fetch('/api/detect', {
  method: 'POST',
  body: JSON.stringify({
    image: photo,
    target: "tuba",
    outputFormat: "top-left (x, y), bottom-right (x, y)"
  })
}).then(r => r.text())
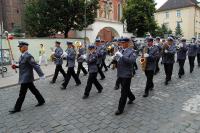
top-left (140, 46), bottom-right (148, 71)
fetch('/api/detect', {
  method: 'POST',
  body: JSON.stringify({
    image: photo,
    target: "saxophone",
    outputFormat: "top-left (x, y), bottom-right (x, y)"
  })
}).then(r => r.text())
top-left (140, 46), bottom-right (148, 71)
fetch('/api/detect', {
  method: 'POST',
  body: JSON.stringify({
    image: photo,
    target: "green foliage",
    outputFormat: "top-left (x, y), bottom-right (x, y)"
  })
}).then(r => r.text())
top-left (12, 26), bottom-right (24, 37)
top-left (122, 0), bottom-right (157, 37)
top-left (24, 0), bottom-right (99, 37)
top-left (154, 24), bottom-right (173, 38)
top-left (175, 23), bottom-right (183, 37)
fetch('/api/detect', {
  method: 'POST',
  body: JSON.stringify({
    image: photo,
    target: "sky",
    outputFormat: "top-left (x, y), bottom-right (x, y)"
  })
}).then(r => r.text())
top-left (155, 0), bottom-right (167, 9)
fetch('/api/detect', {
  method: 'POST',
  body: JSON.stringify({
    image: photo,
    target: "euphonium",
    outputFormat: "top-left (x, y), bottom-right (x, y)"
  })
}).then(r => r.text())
top-left (140, 47), bottom-right (148, 71)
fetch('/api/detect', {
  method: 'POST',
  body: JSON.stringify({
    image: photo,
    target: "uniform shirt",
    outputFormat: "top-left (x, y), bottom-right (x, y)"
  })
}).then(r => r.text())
top-left (146, 46), bottom-right (159, 71)
top-left (197, 44), bottom-right (200, 54)
top-left (154, 43), bottom-right (162, 58)
top-left (187, 43), bottom-right (197, 57)
top-left (18, 52), bottom-right (44, 84)
top-left (66, 48), bottom-right (76, 68)
top-left (87, 52), bottom-right (98, 73)
top-left (96, 45), bottom-right (104, 65)
top-left (177, 43), bottom-right (188, 60)
top-left (162, 44), bottom-right (176, 64)
top-left (54, 47), bottom-right (63, 65)
top-left (117, 48), bottom-right (136, 78)
top-left (77, 48), bottom-right (86, 63)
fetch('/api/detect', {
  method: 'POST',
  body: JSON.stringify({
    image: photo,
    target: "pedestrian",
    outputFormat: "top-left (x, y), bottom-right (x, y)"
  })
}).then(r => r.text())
top-left (50, 41), bottom-right (66, 84)
top-left (154, 37), bottom-right (162, 75)
top-left (177, 38), bottom-right (188, 78)
top-left (162, 37), bottom-right (176, 85)
top-left (142, 37), bottom-right (159, 97)
top-left (76, 43), bottom-right (88, 77)
top-left (95, 39), bottom-right (105, 80)
top-left (114, 38), bottom-right (136, 115)
top-left (39, 44), bottom-right (48, 66)
top-left (187, 37), bottom-right (197, 73)
top-left (82, 45), bottom-right (103, 99)
top-left (61, 41), bottom-right (81, 89)
top-left (9, 41), bottom-right (45, 114)
top-left (197, 39), bottom-right (200, 67)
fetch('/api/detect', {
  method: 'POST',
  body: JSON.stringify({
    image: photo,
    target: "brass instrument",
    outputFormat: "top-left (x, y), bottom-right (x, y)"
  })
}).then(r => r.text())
top-left (162, 43), bottom-right (169, 53)
top-left (75, 41), bottom-right (82, 48)
top-left (50, 47), bottom-right (56, 62)
top-left (140, 46), bottom-right (148, 71)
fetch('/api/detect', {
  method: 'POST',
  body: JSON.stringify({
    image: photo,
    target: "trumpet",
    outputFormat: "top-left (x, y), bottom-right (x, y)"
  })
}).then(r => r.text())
top-left (140, 46), bottom-right (148, 71)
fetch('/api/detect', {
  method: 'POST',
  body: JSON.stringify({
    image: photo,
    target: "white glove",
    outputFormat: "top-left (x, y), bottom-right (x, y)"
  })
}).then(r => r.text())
top-left (164, 50), bottom-right (168, 53)
top-left (179, 43), bottom-right (183, 47)
top-left (61, 52), bottom-right (68, 58)
top-left (82, 54), bottom-right (87, 60)
top-left (51, 52), bottom-right (55, 54)
top-left (40, 75), bottom-right (46, 80)
top-left (154, 43), bottom-right (158, 46)
top-left (115, 51), bottom-right (123, 57)
top-left (144, 53), bottom-right (149, 58)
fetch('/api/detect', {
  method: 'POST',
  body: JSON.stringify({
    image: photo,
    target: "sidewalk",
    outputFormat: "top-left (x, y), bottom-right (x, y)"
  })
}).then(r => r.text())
top-left (0, 63), bottom-right (60, 89)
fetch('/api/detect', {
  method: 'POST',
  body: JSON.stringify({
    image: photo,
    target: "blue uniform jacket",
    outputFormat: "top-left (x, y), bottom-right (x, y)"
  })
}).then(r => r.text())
top-left (162, 44), bottom-right (176, 64)
top-left (117, 48), bottom-right (136, 78)
top-left (18, 52), bottom-right (44, 84)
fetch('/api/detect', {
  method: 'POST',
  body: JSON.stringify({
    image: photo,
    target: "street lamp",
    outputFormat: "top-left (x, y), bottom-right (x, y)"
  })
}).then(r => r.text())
top-left (84, 0), bottom-right (87, 47)
top-left (0, 0), bottom-right (4, 77)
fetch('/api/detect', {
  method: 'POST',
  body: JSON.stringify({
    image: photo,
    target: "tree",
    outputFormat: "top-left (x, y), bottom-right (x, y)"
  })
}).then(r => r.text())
top-left (122, 0), bottom-right (157, 37)
top-left (154, 24), bottom-right (172, 38)
top-left (175, 23), bottom-right (183, 37)
top-left (25, 0), bottom-right (99, 38)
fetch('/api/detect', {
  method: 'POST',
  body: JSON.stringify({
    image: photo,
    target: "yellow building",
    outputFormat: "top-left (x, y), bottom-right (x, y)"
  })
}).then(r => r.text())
top-left (155, 0), bottom-right (200, 39)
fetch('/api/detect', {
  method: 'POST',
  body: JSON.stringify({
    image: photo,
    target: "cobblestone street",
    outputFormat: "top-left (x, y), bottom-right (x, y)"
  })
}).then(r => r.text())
top-left (0, 60), bottom-right (200, 133)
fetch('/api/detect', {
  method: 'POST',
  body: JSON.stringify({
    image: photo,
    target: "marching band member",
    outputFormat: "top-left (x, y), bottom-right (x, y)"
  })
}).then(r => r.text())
top-left (187, 37), bottom-right (197, 73)
top-left (95, 39), bottom-right (106, 80)
top-left (9, 41), bottom-right (45, 114)
top-left (142, 38), bottom-right (159, 97)
top-left (162, 37), bottom-right (176, 85)
top-left (50, 41), bottom-right (66, 84)
top-left (82, 45), bottom-right (103, 99)
top-left (197, 39), bottom-right (200, 67)
top-left (76, 43), bottom-right (88, 77)
top-left (177, 38), bottom-right (188, 78)
top-left (61, 42), bottom-right (81, 90)
top-left (114, 38), bottom-right (136, 115)
top-left (154, 37), bottom-right (162, 75)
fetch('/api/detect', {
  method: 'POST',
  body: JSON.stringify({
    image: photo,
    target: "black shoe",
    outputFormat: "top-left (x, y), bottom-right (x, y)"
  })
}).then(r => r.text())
top-left (50, 81), bottom-right (55, 84)
top-left (98, 88), bottom-right (103, 93)
top-left (115, 110), bottom-right (123, 115)
top-left (60, 85), bottom-right (66, 90)
top-left (178, 75), bottom-right (181, 79)
top-left (114, 86), bottom-right (119, 90)
top-left (82, 95), bottom-right (89, 99)
top-left (127, 100), bottom-right (134, 104)
top-left (75, 83), bottom-right (81, 86)
top-left (9, 109), bottom-right (20, 114)
top-left (105, 69), bottom-right (108, 72)
top-left (100, 77), bottom-right (105, 80)
top-left (35, 102), bottom-right (45, 107)
top-left (143, 93), bottom-right (149, 97)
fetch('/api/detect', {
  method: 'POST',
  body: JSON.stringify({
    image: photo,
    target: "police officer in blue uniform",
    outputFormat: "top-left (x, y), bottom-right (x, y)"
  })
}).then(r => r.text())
top-left (143, 38), bottom-right (159, 97)
top-left (197, 39), bottom-right (200, 67)
top-left (50, 41), bottom-right (66, 84)
top-left (61, 42), bottom-right (81, 89)
top-left (9, 41), bottom-right (45, 114)
top-left (76, 44), bottom-right (88, 77)
top-left (187, 37), bottom-right (198, 73)
top-left (177, 38), bottom-right (188, 78)
top-left (100, 41), bottom-right (108, 72)
top-left (95, 39), bottom-right (106, 80)
top-left (154, 37), bottom-right (162, 75)
top-left (114, 38), bottom-right (136, 115)
top-left (82, 45), bottom-right (103, 99)
top-left (162, 37), bottom-right (176, 85)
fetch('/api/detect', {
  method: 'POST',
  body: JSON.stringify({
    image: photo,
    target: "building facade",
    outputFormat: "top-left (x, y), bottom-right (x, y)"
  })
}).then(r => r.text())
top-left (155, 0), bottom-right (200, 39)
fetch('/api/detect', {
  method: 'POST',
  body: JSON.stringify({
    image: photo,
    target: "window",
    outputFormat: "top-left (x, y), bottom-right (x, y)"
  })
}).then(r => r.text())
top-left (176, 10), bottom-right (181, 17)
top-left (165, 12), bottom-right (169, 18)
